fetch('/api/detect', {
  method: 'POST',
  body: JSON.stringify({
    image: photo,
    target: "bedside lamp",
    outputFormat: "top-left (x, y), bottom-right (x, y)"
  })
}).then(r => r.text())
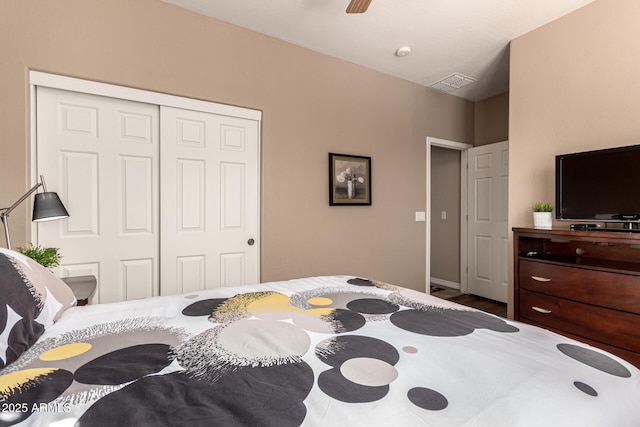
top-left (0, 175), bottom-right (69, 250)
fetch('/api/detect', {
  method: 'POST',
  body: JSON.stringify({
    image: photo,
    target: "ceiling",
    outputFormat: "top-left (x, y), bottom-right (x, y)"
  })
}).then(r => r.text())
top-left (161, 0), bottom-right (596, 102)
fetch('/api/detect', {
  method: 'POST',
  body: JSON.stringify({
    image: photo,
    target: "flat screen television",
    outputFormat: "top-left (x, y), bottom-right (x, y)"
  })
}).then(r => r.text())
top-left (556, 144), bottom-right (640, 228)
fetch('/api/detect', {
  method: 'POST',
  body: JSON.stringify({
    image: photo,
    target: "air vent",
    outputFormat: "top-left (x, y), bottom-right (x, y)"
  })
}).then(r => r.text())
top-left (429, 73), bottom-right (476, 93)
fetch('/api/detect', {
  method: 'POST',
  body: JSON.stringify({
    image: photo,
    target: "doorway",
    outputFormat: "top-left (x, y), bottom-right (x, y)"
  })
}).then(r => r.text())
top-left (426, 137), bottom-right (472, 294)
top-left (426, 137), bottom-right (509, 303)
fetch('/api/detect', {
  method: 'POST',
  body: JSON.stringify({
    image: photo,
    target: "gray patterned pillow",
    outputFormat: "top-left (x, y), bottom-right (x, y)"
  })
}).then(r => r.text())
top-left (0, 248), bottom-right (76, 368)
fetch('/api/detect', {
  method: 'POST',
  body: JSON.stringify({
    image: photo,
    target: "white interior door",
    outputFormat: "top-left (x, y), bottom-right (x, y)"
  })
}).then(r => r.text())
top-left (466, 141), bottom-right (509, 302)
top-left (160, 106), bottom-right (259, 294)
top-left (36, 87), bottom-right (160, 303)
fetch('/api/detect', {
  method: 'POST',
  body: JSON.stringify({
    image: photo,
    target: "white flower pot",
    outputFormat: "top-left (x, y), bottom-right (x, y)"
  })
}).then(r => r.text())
top-left (533, 212), bottom-right (553, 229)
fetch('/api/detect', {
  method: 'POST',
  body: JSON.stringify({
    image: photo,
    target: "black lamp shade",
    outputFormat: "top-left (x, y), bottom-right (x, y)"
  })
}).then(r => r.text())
top-left (32, 192), bottom-right (70, 222)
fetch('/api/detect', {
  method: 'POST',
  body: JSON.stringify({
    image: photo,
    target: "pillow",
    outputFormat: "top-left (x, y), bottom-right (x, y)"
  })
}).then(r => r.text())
top-left (0, 248), bottom-right (76, 368)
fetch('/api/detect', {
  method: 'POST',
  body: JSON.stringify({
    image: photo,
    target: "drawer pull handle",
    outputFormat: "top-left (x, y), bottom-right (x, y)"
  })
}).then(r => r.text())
top-left (531, 276), bottom-right (551, 282)
top-left (532, 306), bottom-right (552, 314)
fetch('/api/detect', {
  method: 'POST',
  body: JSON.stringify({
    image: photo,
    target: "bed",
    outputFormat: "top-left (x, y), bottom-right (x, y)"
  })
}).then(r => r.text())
top-left (1, 248), bottom-right (639, 426)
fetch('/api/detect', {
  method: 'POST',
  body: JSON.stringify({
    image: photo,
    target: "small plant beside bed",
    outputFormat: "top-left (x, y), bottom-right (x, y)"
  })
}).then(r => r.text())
top-left (16, 243), bottom-right (61, 268)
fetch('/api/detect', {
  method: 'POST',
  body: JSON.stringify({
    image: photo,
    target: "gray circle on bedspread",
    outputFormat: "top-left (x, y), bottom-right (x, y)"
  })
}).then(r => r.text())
top-left (557, 343), bottom-right (631, 377)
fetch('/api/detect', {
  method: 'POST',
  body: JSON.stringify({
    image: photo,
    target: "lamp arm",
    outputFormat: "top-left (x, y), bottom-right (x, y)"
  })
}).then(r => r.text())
top-left (1, 214), bottom-right (10, 249)
top-left (1, 182), bottom-right (44, 251)
top-left (1, 182), bottom-right (43, 218)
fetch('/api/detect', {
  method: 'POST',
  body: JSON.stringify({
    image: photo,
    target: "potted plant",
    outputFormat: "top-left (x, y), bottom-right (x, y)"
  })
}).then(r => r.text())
top-left (532, 202), bottom-right (553, 229)
top-left (16, 243), bottom-right (62, 268)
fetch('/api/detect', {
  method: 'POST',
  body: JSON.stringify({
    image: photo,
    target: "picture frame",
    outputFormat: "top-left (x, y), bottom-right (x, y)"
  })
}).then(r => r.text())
top-left (329, 153), bottom-right (371, 206)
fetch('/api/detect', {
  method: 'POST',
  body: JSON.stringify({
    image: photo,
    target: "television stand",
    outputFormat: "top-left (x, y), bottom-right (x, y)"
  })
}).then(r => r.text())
top-left (590, 227), bottom-right (640, 233)
top-left (513, 227), bottom-right (640, 368)
top-left (622, 222), bottom-right (640, 231)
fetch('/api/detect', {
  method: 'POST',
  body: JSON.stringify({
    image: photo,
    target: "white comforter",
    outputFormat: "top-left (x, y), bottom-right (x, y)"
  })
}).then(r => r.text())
top-left (2, 276), bottom-right (639, 426)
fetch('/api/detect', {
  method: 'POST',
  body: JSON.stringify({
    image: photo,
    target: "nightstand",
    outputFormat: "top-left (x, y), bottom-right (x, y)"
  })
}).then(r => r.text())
top-left (62, 275), bottom-right (97, 306)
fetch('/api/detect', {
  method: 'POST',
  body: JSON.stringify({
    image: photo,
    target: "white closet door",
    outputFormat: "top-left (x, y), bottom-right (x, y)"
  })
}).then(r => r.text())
top-left (36, 87), bottom-right (160, 303)
top-left (160, 106), bottom-right (259, 294)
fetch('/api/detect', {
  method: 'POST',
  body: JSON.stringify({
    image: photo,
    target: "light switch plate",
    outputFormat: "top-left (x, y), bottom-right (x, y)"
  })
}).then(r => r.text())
top-left (415, 211), bottom-right (426, 222)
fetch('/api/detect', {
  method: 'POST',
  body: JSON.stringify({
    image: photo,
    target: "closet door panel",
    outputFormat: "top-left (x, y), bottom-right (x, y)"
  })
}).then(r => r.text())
top-left (177, 159), bottom-right (206, 231)
top-left (221, 162), bottom-right (244, 229)
top-left (121, 155), bottom-right (154, 233)
top-left (61, 151), bottom-right (99, 235)
top-left (36, 84), bottom-right (260, 302)
top-left (36, 87), bottom-right (160, 304)
top-left (160, 106), bottom-right (259, 294)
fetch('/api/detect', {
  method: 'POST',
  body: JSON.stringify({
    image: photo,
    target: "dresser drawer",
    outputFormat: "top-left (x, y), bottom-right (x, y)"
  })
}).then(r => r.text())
top-left (519, 259), bottom-right (640, 314)
top-left (519, 289), bottom-right (640, 353)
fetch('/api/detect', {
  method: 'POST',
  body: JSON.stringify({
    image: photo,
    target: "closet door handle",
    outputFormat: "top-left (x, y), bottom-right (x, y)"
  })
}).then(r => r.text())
top-left (247, 238), bottom-right (255, 246)
top-left (531, 276), bottom-right (552, 282)
top-left (532, 306), bottom-right (552, 314)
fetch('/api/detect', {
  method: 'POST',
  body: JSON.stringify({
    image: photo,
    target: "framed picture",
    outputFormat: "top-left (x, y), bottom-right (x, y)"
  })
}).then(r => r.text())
top-left (329, 153), bottom-right (371, 206)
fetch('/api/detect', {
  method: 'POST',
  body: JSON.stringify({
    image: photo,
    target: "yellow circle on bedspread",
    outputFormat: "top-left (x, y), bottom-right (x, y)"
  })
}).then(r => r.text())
top-left (0, 368), bottom-right (58, 397)
top-left (304, 307), bottom-right (336, 317)
top-left (307, 297), bottom-right (333, 306)
top-left (39, 342), bottom-right (92, 361)
top-left (247, 293), bottom-right (302, 316)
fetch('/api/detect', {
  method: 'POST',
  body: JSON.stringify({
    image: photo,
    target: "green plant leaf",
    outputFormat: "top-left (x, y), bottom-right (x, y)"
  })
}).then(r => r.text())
top-left (15, 243), bottom-right (61, 268)
top-left (532, 202), bottom-right (553, 212)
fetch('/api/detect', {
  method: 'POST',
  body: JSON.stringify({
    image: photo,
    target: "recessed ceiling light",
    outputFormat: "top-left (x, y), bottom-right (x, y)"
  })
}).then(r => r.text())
top-left (395, 46), bottom-right (411, 57)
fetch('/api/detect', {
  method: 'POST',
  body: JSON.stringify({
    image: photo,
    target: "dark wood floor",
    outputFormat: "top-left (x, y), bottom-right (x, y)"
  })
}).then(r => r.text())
top-left (431, 286), bottom-right (507, 317)
top-left (446, 294), bottom-right (507, 317)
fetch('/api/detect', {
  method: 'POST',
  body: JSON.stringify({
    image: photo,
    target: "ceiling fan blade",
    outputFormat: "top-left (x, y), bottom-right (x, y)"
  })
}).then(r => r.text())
top-left (346, 0), bottom-right (372, 14)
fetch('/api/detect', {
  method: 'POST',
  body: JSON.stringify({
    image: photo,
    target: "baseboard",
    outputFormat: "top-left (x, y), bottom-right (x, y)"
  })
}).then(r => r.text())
top-left (430, 277), bottom-right (460, 290)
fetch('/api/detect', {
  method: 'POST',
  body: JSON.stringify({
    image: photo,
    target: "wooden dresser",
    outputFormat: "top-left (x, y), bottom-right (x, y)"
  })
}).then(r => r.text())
top-left (513, 227), bottom-right (640, 368)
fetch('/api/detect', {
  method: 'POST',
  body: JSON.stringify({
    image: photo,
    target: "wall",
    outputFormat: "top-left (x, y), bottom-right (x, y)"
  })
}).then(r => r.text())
top-left (0, 0), bottom-right (475, 291)
top-left (509, 0), bottom-right (640, 313)
top-left (475, 92), bottom-right (509, 146)
top-left (430, 147), bottom-right (461, 285)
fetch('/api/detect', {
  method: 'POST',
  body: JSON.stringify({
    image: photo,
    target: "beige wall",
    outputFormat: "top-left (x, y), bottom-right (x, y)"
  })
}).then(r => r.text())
top-left (475, 92), bottom-right (509, 146)
top-left (430, 147), bottom-right (461, 284)
top-left (509, 0), bottom-right (640, 314)
top-left (0, 0), bottom-right (475, 291)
